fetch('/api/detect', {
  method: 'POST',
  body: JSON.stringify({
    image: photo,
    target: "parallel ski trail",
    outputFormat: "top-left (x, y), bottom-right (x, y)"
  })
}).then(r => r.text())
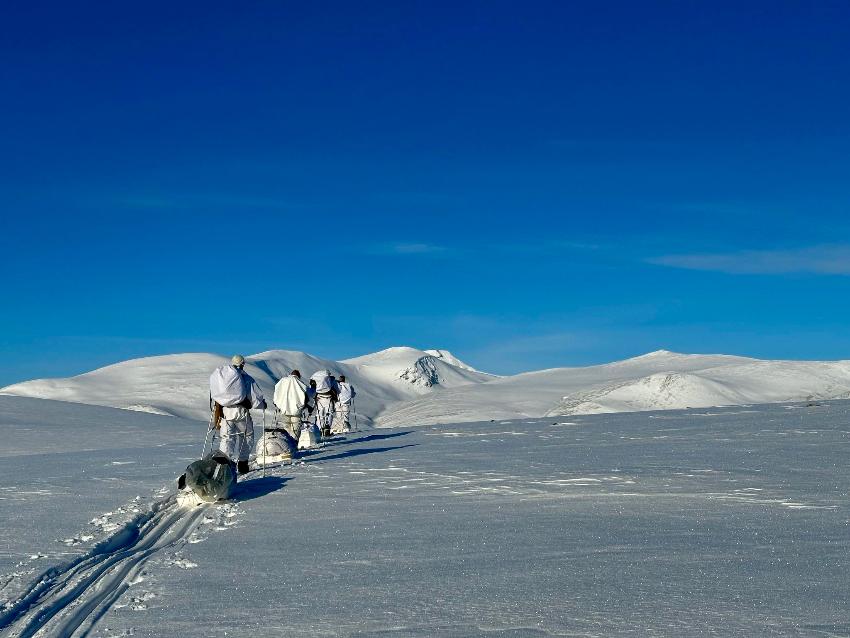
top-left (1, 498), bottom-right (205, 638)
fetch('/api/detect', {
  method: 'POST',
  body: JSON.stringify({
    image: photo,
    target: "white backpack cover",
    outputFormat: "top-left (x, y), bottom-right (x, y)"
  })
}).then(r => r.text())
top-left (311, 370), bottom-right (335, 395)
top-left (337, 381), bottom-right (355, 404)
top-left (210, 365), bottom-right (249, 407)
top-left (274, 375), bottom-right (307, 415)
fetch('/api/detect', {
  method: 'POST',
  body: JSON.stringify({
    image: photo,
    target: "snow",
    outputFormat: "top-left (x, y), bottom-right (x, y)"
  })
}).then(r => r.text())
top-left (423, 349), bottom-right (491, 374)
top-left (4, 348), bottom-right (850, 428)
top-left (0, 347), bottom-right (492, 427)
top-left (1, 394), bottom-right (848, 636)
top-left (376, 350), bottom-right (850, 426)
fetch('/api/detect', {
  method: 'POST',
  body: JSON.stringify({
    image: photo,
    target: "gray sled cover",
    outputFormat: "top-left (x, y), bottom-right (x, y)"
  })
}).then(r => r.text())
top-left (178, 452), bottom-right (236, 502)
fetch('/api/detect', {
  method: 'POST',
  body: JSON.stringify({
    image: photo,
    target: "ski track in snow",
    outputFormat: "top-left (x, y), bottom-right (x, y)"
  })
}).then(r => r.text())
top-left (2, 399), bottom-right (848, 636)
top-left (0, 496), bottom-right (207, 638)
top-left (1, 435), bottom-right (400, 637)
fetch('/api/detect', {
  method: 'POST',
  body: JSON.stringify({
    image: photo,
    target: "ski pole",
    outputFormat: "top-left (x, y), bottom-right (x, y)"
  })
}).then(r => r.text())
top-left (262, 408), bottom-right (267, 478)
top-left (202, 411), bottom-right (216, 457)
top-left (352, 399), bottom-right (359, 431)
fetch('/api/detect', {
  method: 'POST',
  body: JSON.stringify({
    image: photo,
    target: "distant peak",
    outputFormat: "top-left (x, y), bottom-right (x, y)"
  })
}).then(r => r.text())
top-left (339, 346), bottom-right (430, 366)
top-left (372, 346), bottom-right (424, 357)
top-left (424, 349), bottom-right (482, 373)
top-left (617, 350), bottom-right (757, 365)
top-left (639, 349), bottom-right (680, 357)
top-left (609, 350), bottom-right (686, 365)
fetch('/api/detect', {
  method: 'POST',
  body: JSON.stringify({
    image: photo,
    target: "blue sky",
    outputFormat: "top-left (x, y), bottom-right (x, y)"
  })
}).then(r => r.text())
top-left (2, 1), bottom-right (850, 385)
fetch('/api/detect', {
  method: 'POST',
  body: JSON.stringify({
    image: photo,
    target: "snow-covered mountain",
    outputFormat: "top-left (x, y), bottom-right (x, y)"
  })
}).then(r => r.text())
top-left (0, 347), bottom-right (491, 425)
top-left (423, 349), bottom-right (489, 374)
top-left (375, 350), bottom-right (850, 426)
top-left (4, 348), bottom-right (850, 427)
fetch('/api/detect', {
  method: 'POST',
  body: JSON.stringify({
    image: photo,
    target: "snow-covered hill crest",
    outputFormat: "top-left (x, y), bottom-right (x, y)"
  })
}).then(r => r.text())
top-left (0, 347), bottom-right (492, 424)
top-left (423, 349), bottom-right (491, 374)
top-left (547, 371), bottom-right (748, 415)
top-left (545, 359), bottom-right (850, 416)
top-left (4, 348), bottom-right (850, 427)
top-left (375, 351), bottom-right (850, 426)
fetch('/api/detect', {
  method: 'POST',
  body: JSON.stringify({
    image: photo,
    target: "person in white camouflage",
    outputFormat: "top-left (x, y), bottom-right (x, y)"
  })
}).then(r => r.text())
top-left (273, 369), bottom-right (307, 440)
top-left (332, 375), bottom-right (356, 434)
top-left (211, 355), bottom-right (266, 475)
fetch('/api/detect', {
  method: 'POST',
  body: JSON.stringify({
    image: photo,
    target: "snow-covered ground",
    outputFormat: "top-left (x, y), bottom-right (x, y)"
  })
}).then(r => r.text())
top-left (1, 394), bottom-right (848, 636)
top-left (4, 348), bottom-right (850, 429)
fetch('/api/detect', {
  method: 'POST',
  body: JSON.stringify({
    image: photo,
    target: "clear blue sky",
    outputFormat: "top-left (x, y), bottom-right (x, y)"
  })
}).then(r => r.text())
top-left (2, 1), bottom-right (850, 386)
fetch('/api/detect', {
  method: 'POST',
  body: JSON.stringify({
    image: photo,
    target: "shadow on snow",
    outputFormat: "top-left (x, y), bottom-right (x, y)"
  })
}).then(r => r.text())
top-left (349, 431), bottom-right (414, 444)
top-left (295, 430), bottom-right (415, 459)
top-left (232, 476), bottom-right (291, 501)
top-left (310, 444), bottom-right (418, 464)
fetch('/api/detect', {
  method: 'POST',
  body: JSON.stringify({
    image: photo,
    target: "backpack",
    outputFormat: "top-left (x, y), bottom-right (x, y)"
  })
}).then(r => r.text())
top-left (209, 365), bottom-right (249, 407)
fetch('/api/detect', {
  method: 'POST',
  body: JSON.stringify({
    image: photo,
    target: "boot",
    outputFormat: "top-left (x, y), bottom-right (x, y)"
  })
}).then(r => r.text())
top-left (237, 460), bottom-right (250, 475)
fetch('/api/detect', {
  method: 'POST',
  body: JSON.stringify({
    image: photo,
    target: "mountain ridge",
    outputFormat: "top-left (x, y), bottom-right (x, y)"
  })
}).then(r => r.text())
top-left (3, 348), bottom-right (850, 426)
top-left (0, 347), bottom-right (490, 425)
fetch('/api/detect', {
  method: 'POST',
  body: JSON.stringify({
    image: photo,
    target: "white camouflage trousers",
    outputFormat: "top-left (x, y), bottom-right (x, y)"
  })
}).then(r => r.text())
top-left (281, 414), bottom-right (302, 441)
top-left (331, 403), bottom-right (351, 433)
top-left (314, 396), bottom-right (334, 432)
top-left (219, 417), bottom-right (255, 462)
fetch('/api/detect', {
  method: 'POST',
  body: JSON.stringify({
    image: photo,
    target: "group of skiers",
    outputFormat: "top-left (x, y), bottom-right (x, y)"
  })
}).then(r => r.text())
top-left (208, 355), bottom-right (357, 476)
top-left (177, 355), bottom-right (359, 505)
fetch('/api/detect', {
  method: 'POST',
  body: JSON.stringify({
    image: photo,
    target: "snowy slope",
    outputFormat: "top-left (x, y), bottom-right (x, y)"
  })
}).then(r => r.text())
top-left (0, 353), bottom-right (227, 419)
top-left (341, 346), bottom-right (492, 391)
top-left (376, 350), bottom-right (850, 426)
top-left (1, 394), bottom-right (848, 636)
top-left (5, 348), bottom-right (850, 428)
top-left (549, 359), bottom-right (850, 415)
top-left (0, 347), bottom-right (493, 425)
top-left (423, 349), bottom-right (490, 374)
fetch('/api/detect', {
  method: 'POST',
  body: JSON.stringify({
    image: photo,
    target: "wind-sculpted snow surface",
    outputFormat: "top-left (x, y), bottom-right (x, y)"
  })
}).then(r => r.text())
top-left (0, 397), bottom-right (850, 638)
top-left (1, 394), bottom-right (849, 635)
